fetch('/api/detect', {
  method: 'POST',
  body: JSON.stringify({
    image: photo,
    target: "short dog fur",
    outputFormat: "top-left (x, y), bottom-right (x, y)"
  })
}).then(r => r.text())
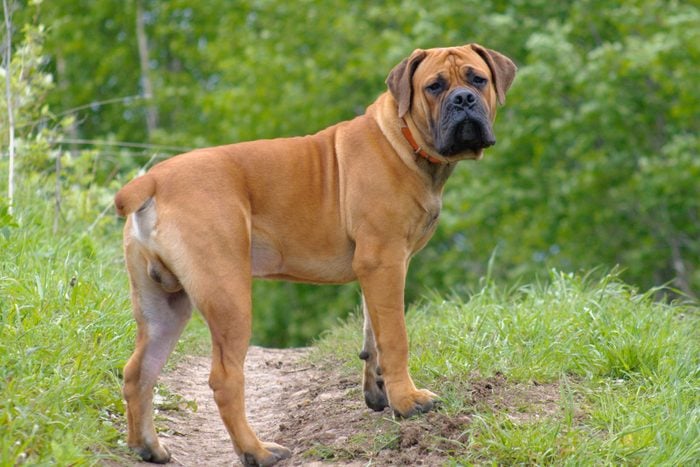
top-left (115, 43), bottom-right (516, 466)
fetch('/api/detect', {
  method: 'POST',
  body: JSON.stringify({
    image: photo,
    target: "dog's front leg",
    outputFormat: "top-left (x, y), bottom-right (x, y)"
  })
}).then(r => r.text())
top-left (352, 242), bottom-right (438, 417)
top-left (359, 295), bottom-right (389, 411)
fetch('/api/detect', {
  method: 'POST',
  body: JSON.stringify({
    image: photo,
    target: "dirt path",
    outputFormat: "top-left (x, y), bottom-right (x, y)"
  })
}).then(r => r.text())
top-left (134, 346), bottom-right (381, 466)
top-left (115, 346), bottom-right (563, 466)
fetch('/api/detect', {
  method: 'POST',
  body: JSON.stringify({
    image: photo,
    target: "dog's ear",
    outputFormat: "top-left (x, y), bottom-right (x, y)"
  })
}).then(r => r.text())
top-left (386, 49), bottom-right (428, 118)
top-left (470, 44), bottom-right (517, 105)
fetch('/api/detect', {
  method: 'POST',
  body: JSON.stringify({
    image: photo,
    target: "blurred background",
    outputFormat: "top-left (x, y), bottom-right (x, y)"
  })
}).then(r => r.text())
top-left (3, 0), bottom-right (699, 346)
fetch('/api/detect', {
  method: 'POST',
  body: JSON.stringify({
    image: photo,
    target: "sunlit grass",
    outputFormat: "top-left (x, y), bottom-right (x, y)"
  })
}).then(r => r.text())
top-left (0, 177), bottom-right (133, 465)
top-left (2, 168), bottom-right (698, 465)
top-left (315, 271), bottom-right (700, 464)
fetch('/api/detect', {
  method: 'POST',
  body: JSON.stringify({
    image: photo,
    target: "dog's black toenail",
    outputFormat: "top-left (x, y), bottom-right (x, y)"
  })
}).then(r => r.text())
top-left (359, 350), bottom-right (370, 360)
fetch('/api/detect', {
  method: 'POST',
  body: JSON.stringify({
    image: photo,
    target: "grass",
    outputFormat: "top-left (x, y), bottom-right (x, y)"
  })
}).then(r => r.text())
top-left (315, 271), bottom-right (700, 464)
top-left (0, 175), bottom-right (135, 465)
top-left (2, 167), bottom-right (698, 465)
top-left (0, 169), bottom-right (221, 465)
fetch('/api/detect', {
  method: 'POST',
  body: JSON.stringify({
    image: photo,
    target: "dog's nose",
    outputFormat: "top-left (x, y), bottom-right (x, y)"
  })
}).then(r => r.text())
top-left (451, 89), bottom-right (477, 109)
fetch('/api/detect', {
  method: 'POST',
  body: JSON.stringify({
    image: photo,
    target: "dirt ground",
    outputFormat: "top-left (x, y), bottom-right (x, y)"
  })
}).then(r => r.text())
top-left (113, 346), bottom-right (565, 466)
top-left (155, 347), bottom-right (370, 467)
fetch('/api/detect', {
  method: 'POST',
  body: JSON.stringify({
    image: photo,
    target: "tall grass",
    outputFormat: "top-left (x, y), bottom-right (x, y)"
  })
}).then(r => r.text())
top-left (0, 172), bottom-right (133, 465)
top-left (316, 271), bottom-right (700, 464)
top-left (2, 164), bottom-right (698, 464)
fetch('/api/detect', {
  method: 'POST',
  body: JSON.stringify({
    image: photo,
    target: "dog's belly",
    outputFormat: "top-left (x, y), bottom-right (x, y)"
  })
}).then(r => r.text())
top-left (251, 237), bottom-right (355, 284)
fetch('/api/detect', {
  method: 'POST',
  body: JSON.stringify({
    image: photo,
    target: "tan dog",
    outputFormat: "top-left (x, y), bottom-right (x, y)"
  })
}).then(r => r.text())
top-left (115, 43), bottom-right (515, 466)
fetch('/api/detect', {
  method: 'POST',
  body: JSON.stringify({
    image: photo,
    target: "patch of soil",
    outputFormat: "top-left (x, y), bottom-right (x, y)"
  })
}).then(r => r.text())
top-left (467, 372), bottom-right (566, 424)
top-left (113, 348), bottom-right (577, 466)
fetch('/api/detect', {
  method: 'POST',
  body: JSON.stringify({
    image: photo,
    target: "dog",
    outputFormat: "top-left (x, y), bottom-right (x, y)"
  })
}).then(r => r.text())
top-left (115, 43), bottom-right (516, 466)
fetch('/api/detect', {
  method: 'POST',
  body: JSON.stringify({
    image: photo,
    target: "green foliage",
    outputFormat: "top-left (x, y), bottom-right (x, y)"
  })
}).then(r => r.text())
top-left (252, 281), bottom-right (359, 347)
top-left (0, 22), bottom-right (53, 137)
top-left (16, 0), bottom-right (698, 345)
top-left (7, 0), bottom-right (700, 346)
top-left (0, 173), bottom-right (133, 465)
top-left (2, 4), bottom-right (699, 461)
top-left (0, 16), bottom-right (132, 463)
top-left (422, 0), bottom-right (700, 299)
top-left (316, 271), bottom-right (700, 464)
top-left (0, 20), bottom-right (56, 175)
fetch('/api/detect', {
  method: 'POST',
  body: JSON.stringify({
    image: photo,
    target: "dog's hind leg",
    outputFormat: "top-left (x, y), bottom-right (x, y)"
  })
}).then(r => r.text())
top-left (122, 240), bottom-right (192, 463)
top-left (180, 222), bottom-right (291, 466)
top-left (359, 295), bottom-right (389, 411)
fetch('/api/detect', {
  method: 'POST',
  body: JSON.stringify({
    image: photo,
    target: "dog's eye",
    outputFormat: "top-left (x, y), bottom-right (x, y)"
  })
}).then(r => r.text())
top-left (471, 75), bottom-right (488, 88)
top-left (426, 81), bottom-right (443, 94)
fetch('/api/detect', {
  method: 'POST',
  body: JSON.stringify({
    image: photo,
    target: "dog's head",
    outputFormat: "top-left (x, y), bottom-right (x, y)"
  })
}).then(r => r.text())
top-left (386, 44), bottom-right (516, 161)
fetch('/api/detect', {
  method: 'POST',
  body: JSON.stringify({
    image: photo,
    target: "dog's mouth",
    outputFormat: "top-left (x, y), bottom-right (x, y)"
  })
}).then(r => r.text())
top-left (434, 92), bottom-right (495, 158)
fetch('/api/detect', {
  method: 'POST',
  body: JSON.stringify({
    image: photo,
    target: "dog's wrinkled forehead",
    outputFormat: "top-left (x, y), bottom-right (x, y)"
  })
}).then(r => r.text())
top-left (414, 47), bottom-right (492, 85)
top-left (385, 43), bottom-right (515, 120)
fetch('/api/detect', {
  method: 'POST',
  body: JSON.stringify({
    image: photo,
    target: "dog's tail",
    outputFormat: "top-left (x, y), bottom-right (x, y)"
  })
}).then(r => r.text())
top-left (114, 174), bottom-right (156, 217)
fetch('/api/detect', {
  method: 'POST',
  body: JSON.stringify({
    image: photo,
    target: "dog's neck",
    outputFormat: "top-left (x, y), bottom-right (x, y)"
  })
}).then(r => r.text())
top-left (417, 156), bottom-right (458, 187)
top-left (370, 94), bottom-right (459, 190)
top-left (397, 117), bottom-right (458, 187)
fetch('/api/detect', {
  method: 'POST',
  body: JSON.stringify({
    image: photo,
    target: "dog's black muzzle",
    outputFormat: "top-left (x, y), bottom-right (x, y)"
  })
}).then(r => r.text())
top-left (435, 88), bottom-right (495, 156)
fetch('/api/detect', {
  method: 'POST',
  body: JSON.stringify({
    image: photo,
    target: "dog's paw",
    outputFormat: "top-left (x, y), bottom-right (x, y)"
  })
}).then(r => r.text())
top-left (362, 356), bottom-right (388, 411)
top-left (390, 388), bottom-right (440, 418)
top-left (132, 443), bottom-right (171, 464)
top-left (363, 376), bottom-right (388, 411)
top-left (240, 442), bottom-right (291, 467)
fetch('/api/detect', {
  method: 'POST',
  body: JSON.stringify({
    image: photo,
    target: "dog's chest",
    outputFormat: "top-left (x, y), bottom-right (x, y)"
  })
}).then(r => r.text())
top-left (410, 208), bottom-right (441, 254)
top-left (422, 210), bottom-right (440, 237)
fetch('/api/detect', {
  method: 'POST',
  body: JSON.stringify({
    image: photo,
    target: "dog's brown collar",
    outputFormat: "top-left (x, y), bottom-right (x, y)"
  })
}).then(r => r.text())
top-left (400, 118), bottom-right (445, 164)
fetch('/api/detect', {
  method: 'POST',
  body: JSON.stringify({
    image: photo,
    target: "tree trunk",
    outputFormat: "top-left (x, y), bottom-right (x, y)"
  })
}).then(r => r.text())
top-left (3, 0), bottom-right (15, 213)
top-left (53, 150), bottom-right (61, 234)
top-left (136, 0), bottom-right (158, 140)
top-left (669, 236), bottom-right (695, 298)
